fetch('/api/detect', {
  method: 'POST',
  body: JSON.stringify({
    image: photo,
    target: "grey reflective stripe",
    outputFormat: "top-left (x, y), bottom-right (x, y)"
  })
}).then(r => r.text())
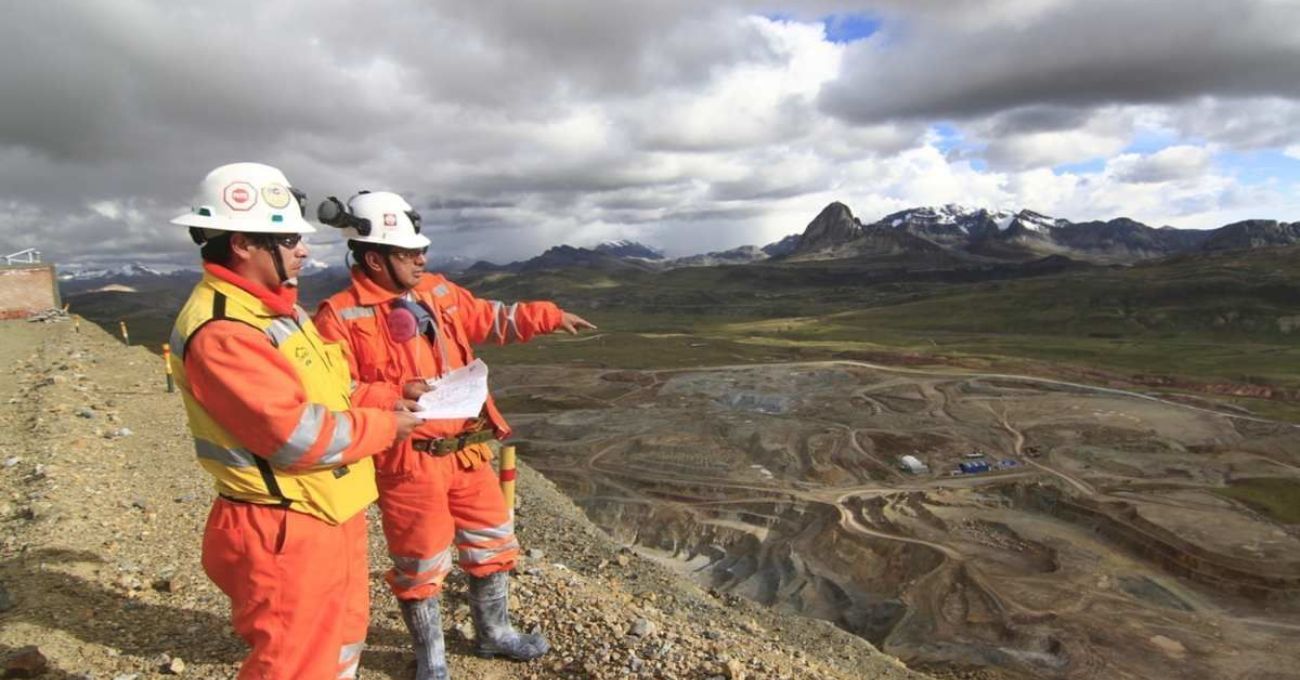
top-left (434, 284), bottom-right (449, 297)
top-left (338, 642), bottom-right (364, 679)
top-left (489, 300), bottom-right (506, 341)
top-left (318, 413), bottom-right (353, 466)
top-left (194, 439), bottom-right (258, 468)
top-left (338, 306), bottom-right (375, 321)
top-left (505, 303), bottom-right (520, 342)
top-left (430, 307), bottom-right (450, 377)
top-left (456, 521), bottom-right (515, 545)
top-left (458, 537), bottom-right (520, 566)
top-left (169, 327), bottom-right (186, 356)
top-left (391, 548), bottom-right (454, 576)
top-left (269, 403), bottom-right (327, 468)
top-left (293, 304), bottom-right (311, 325)
top-left (264, 318), bottom-right (300, 347)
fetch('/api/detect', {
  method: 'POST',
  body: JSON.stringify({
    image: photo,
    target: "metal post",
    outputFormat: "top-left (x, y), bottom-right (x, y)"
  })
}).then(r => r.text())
top-left (162, 343), bottom-right (175, 393)
top-left (119, 321), bottom-right (130, 345)
top-left (500, 445), bottom-right (517, 518)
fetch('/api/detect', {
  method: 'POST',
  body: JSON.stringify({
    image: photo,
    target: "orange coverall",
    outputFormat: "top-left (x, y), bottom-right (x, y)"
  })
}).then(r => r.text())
top-left (315, 268), bottom-right (562, 600)
top-left (184, 264), bottom-right (396, 679)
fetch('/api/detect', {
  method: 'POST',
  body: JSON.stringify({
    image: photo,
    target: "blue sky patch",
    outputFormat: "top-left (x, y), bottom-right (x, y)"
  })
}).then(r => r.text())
top-left (821, 14), bottom-right (882, 43)
top-left (1216, 149), bottom-right (1300, 185)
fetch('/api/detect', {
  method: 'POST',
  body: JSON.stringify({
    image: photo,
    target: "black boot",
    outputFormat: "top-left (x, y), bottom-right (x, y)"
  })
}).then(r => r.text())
top-left (467, 571), bottom-right (550, 660)
top-left (398, 597), bottom-right (450, 680)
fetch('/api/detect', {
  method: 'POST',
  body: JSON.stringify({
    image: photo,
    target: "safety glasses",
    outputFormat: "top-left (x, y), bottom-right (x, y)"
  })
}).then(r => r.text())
top-left (271, 233), bottom-right (304, 249)
top-left (389, 246), bottom-right (428, 261)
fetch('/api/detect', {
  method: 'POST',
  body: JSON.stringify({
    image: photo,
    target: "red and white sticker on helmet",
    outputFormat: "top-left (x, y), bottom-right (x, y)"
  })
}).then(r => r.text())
top-left (223, 181), bottom-right (257, 211)
top-left (384, 213), bottom-right (397, 227)
top-left (261, 183), bottom-right (292, 209)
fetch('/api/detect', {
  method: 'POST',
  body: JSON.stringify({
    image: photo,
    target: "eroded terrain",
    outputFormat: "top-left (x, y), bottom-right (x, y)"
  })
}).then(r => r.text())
top-left (495, 360), bottom-right (1300, 680)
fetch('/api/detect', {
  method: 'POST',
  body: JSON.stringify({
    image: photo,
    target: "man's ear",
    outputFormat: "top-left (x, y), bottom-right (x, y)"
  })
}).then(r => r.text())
top-left (362, 250), bottom-right (384, 273)
top-left (228, 233), bottom-right (257, 263)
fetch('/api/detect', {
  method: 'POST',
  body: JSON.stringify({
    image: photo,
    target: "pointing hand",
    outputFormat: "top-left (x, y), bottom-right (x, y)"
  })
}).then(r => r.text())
top-left (557, 312), bottom-right (597, 335)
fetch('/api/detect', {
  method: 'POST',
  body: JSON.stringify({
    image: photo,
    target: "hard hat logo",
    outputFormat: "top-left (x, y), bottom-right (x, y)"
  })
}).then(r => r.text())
top-left (262, 184), bottom-right (292, 210)
top-left (171, 162), bottom-right (316, 236)
top-left (384, 213), bottom-right (397, 227)
top-left (224, 182), bottom-right (257, 211)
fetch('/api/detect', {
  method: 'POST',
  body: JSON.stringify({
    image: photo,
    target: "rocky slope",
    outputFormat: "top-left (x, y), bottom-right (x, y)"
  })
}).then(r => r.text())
top-left (0, 319), bottom-right (932, 680)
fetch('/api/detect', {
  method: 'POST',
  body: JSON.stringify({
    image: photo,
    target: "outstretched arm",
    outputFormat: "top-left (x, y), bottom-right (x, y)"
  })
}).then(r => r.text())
top-left (450, 280), bottom-right (595, 344)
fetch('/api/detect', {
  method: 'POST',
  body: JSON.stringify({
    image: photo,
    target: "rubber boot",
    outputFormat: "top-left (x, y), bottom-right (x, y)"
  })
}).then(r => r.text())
top-left (467, 571), bottom-right (550, 660)
top-left (398, 596), bottom-right (450, 680)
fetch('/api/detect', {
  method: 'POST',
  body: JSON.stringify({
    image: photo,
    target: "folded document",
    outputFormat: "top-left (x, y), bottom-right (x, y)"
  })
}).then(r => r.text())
top-left (413, 359), bottom-right (489, 420)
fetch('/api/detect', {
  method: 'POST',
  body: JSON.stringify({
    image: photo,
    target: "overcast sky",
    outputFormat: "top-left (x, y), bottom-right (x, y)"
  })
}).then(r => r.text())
top-left (3, 0), bottom-right (1299, 268)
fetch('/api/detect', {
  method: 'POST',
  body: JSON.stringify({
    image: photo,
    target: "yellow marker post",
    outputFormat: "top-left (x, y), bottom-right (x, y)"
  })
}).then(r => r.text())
top-left (500, 445), bottom-right (517, 518)
top-left (74, 317), bottom-right (80, 333)
top-left (119, 321), bottom-right (130, 345)
top-left (162, 343), bottom-right (175, 393)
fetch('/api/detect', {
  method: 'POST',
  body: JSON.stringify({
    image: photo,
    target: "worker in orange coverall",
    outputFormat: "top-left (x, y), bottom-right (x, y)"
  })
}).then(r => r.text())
top-left (169, 164), bottom-right (420, 680)
top-left (313, 190), bottom-right (595, 679)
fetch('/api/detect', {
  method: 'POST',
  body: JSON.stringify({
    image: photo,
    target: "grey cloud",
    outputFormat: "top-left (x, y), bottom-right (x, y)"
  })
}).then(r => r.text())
top-left (1112, 147), bottom-right (1212, 184)
top-left (820, 0), bottom-right (1300, 124)
top-left (981, 106), bottom-right (1095, 136)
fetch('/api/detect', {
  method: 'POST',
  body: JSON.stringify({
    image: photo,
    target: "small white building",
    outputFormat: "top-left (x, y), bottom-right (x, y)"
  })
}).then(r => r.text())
top-left (898, 455), bottom-right (929, 474)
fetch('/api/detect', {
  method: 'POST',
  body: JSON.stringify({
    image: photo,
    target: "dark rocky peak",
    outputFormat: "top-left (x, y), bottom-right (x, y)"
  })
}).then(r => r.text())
top-left (761, 234), bottom-right (801, 258)
top-left (795, 202), bottom-right (863, 253)
top-left (1200, 220), bottom-right (1300, 252)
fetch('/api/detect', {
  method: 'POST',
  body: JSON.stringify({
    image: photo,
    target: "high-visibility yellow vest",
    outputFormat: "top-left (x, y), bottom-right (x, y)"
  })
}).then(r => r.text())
top-left (169, 274), bottom-right (377, 524)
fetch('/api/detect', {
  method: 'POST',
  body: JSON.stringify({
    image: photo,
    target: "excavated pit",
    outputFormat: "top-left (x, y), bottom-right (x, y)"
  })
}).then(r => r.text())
top-left (499, 362), bottom-right (1300, 680)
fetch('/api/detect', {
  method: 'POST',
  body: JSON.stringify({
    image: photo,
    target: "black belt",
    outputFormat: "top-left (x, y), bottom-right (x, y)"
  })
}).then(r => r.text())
top-left (412, 430), bottom-right (496, 455)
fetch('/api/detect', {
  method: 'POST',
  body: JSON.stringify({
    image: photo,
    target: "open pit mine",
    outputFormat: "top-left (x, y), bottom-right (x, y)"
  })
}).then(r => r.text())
top-left (495, 360), bottom-right (1300, 680)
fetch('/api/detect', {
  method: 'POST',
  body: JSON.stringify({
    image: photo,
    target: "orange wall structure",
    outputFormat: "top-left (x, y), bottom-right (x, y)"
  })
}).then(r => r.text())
top-left (0, 264), bottom-right (61, 320)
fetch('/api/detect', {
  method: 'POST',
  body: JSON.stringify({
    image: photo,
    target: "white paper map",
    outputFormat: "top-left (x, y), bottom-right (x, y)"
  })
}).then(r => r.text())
top-left (413, 359), bottom-right (489, 420)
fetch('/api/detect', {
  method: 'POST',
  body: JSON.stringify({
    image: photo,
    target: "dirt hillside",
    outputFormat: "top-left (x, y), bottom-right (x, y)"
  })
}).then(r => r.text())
top-left (0, 318), bottom-right (933, 680)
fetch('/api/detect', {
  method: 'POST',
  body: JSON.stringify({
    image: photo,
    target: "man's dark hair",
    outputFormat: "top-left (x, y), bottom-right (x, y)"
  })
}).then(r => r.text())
top-left (348, 240), bottom-right (391, 266)
top-left (199, 232), bottom-right (235, 265)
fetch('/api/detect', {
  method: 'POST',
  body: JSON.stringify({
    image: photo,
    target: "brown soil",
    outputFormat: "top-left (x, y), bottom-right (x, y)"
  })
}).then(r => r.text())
top-left (0, 319), bottom-right (930, 680)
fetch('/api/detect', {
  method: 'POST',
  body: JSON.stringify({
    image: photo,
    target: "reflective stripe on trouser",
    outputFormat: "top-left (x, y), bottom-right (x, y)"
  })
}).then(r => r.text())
top-left (201, 499), bottom-right (370, 680)
top-left (377, 446), bottom-right (519, 600)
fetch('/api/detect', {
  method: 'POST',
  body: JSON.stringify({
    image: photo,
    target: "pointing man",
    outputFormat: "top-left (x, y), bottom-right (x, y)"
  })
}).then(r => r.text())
top-left (314, 190), bottom-right (595, 679)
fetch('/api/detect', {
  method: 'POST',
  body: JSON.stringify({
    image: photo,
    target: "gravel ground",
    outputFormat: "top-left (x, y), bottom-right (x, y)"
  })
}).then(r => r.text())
top-left (0, 319), bottom-right (932, 680)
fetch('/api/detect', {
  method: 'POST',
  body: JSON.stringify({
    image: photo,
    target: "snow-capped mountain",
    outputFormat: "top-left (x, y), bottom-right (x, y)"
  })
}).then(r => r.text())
top-left (790, 202), bottom-right (1293, 264)
top-left (593, 240), bottom-right (665, 260)
top-left (58, 263), bottom-right (173, 281)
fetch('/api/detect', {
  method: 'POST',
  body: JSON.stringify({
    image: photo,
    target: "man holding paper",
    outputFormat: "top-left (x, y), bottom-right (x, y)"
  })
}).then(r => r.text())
top-left (313, 191), bottom-right (594, 680)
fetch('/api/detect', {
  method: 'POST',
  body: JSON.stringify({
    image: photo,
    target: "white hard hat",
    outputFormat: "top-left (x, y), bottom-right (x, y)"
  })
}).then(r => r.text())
top-left (319, 191), bottom-right (431, 250)
top-left (171, 162), bottom-right (315, 235)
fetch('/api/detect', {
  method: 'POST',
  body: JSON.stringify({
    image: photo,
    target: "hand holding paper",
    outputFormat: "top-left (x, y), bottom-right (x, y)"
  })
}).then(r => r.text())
top-left (412, 359), bottom-right (489, 420)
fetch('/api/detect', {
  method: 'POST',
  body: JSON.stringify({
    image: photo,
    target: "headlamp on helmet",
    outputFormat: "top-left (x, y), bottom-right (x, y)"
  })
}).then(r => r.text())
top-left (318, 196), bottom-right (372, 236)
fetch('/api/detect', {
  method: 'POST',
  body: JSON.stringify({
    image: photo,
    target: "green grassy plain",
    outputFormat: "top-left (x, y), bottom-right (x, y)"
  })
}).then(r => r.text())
top-left (475, 246), bottom-right (1300, 421)
top-left (1215, 478), bottom-right (1300, 524)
